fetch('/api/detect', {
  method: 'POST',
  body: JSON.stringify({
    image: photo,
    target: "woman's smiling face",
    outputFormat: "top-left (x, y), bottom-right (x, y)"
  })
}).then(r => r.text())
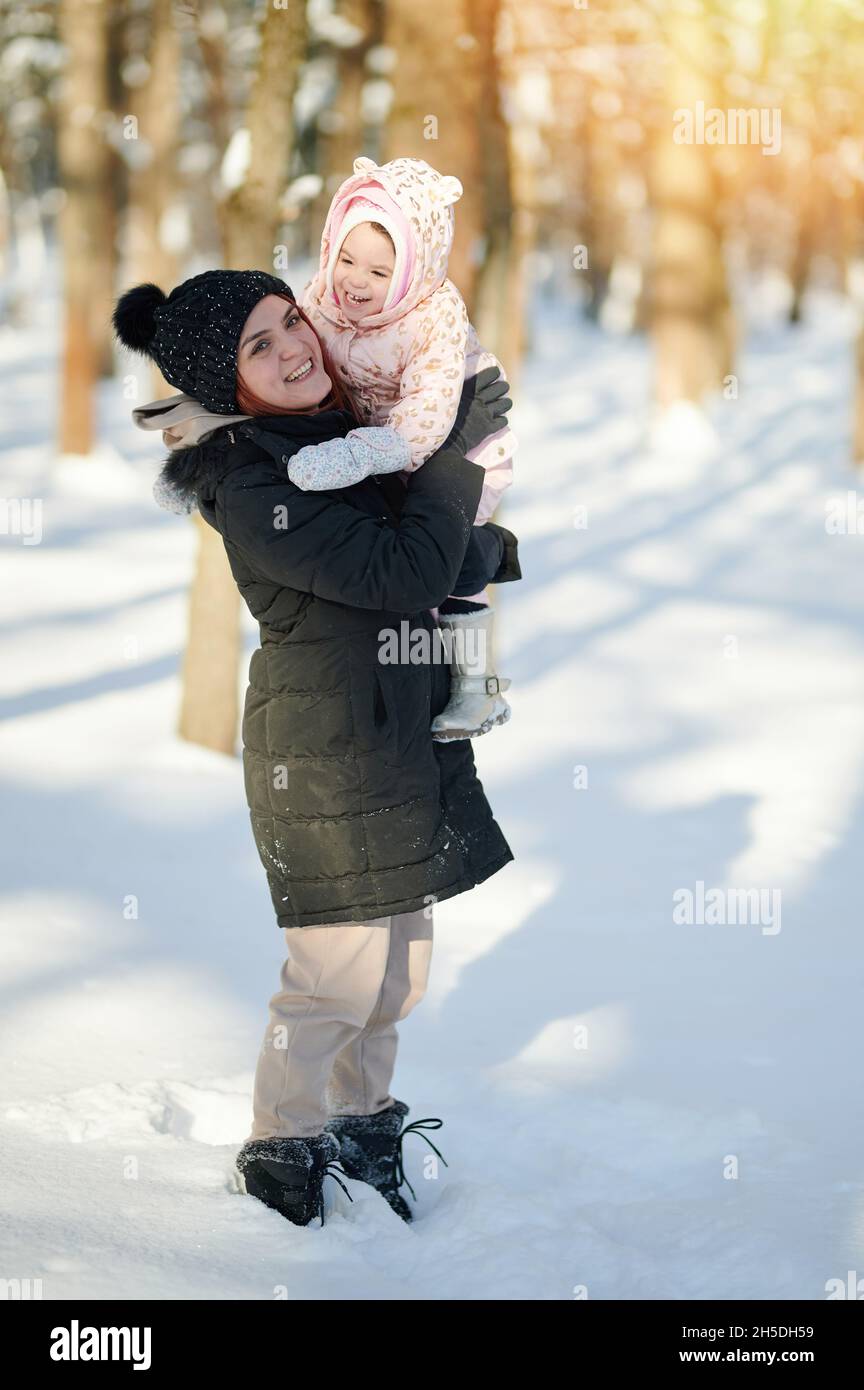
top-left (237, 296), bottom-right (332, 409)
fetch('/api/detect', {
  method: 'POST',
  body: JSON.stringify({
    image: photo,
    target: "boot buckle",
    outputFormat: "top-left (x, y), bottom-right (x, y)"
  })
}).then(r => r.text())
top-left (484, 676), bottom-right (501, 695)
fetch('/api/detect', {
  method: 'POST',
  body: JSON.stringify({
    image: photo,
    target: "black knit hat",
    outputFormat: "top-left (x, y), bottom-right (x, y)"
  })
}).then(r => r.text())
top-left (112, 269), bottom-right (293, 413)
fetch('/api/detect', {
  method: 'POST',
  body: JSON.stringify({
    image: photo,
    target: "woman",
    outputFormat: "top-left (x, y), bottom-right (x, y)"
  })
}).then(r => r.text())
top-left (113, 268), bottom-right (521, 1227)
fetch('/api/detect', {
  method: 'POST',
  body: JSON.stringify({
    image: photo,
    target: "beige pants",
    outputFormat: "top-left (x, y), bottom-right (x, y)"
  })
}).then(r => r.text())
top-left (245, 906), bottom-right (434, 1142)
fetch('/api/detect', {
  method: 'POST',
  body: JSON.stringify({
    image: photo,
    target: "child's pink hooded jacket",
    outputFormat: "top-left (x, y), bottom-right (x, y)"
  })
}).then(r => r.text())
top-left (300, 156), bottom-right (515, 526)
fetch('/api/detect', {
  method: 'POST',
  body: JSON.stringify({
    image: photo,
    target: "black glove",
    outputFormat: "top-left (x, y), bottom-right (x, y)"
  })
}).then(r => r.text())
top-left (444, 365), bottom-right (512, 456)
top-left (449, 524), bottom-right (506, 597)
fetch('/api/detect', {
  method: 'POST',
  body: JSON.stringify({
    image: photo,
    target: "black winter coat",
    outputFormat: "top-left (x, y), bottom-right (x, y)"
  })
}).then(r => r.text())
top-left (158, 409), bottom-right (519, 928)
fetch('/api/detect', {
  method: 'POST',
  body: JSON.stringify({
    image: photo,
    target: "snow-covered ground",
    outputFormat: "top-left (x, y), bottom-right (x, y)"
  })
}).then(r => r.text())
top-left (2, 276), bottom-right (864, 1300)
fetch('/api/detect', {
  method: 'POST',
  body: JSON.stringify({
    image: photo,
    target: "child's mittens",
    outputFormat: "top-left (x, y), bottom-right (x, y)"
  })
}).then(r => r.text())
top-left (286, 427), bottom-right (411, 491)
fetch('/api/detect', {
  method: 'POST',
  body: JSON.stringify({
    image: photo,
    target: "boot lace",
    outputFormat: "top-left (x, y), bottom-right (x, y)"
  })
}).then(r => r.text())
top-left (317, 1159), bottom-right (354, 1227)
top-left (391, 1118), bottom-right (449, 1202)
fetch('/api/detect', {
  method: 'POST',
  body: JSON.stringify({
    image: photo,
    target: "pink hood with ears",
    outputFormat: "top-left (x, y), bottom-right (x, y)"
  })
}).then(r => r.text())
top-left (303, 155), bottom-right (464, 331)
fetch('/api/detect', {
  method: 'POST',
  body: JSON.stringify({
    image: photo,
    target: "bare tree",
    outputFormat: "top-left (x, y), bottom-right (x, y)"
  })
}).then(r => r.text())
top-left (221, 0), bottom-right (306, 268)
top-left (179, 0), bottom-right (308, 756)
top-left (848, 186), bottom-right (864, 466)
top-left (649, 8), bottom-right (734, 408)
top-left (124, 0), bottom-right (182, 397)
top-left (383, 0), bottom-right (484, 315)
top-left (466, 0), bottom-right (518, 369)
top-left (57, 0), bottom-right (113, 453)
top-left (319, 0), bottom-right (378, 196)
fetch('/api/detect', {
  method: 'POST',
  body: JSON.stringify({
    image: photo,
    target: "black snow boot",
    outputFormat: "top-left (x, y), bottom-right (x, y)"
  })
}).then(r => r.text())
top-left (325, 1099), bottom-right (448, 1222)
top-left (235, 1131), bottom-right (353, 1227)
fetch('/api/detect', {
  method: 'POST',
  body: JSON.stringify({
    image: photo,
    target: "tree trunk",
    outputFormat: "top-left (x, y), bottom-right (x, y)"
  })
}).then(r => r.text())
top-left (853, 322), bottom-right (864, 467)
top-left (580, 98), bottom-right (620, 325)
top-left (325, 0), bottom-right (374, 185)
top-left (649, 11), bottom-right (734, 407)
top-left (467, 0), bottom-right (519, 370)
top-left (307, 0), bottom-right (379, 248)
top-left (383, 0), bottom-right (484, 315)
top-left (93, 4), bottom-right (128, 377)
top-left (57, 0), bottom-right (112, 454)
top-left (179, 0), bottom-right (307, 756)
top-left (788, 203), bottom-right (812, 325)
top-left (195, 5), bottom-right (233, 256)
top-left (221, 0), bottom-right (306, 269)
top-left (178, 512), bottom-right (245, 754)
top-left (124, 0), bottom-right (181, 397)
top-left (848, 186), bottom-right (864, 467)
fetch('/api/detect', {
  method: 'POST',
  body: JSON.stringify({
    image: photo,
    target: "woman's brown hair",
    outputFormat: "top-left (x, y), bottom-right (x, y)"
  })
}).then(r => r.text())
top-left (235, 292), bottom-right (357, 420)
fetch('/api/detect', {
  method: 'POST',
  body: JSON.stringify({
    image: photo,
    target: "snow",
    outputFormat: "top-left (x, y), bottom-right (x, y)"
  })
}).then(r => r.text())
top-left (2, 275), bottom-right (864, 1300)
top-left (219, 129), bottom-right (251, 193)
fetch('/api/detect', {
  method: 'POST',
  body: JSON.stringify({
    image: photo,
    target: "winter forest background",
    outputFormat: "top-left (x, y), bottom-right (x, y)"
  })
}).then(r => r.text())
top-left (2, 0), bottom-right (864, 1302)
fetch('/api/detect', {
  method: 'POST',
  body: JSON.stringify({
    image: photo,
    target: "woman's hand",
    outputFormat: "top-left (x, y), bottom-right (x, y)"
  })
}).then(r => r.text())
top-left (444, 365), bottom-right (513, 456)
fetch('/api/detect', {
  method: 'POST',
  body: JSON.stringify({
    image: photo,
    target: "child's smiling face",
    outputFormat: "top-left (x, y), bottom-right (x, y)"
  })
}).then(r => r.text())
top-left (333, 223), bottom-right (395, 320)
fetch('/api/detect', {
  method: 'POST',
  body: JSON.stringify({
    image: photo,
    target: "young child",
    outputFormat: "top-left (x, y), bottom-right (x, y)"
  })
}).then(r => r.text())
top-left (291, 155), bottom-right (518, 742)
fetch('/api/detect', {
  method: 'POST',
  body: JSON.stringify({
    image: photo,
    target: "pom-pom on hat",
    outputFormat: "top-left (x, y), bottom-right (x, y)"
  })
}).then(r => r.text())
top-left (112, 269), bottom-right (291, 413)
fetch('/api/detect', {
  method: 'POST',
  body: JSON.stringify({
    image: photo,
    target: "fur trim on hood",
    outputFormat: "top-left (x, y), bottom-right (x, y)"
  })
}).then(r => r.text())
top-left (139, 402), bottom-right (358, 515)
top-left (153, 428), bottom-right (239, 515)
top-left (302, 155), bottom-right (464, 333)
top-left (133, 393), bottom-right (249, 512)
